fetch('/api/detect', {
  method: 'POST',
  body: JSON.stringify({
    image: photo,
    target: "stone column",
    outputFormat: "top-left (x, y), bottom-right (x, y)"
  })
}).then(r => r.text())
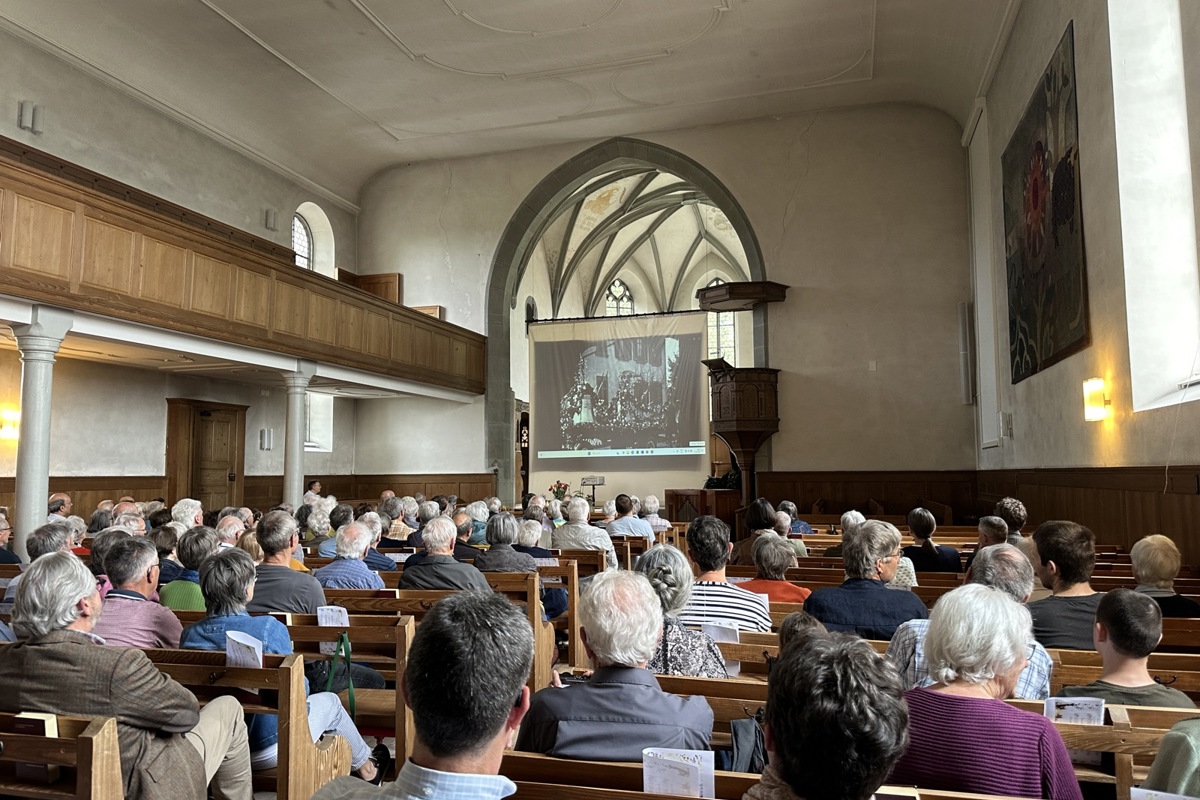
top-left (282, 362), bottom-right (316, 509)
top-left (9, 306), bottom-right (74, 560)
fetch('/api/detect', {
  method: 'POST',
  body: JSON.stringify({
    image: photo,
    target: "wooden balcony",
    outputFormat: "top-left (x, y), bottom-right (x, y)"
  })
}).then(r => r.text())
top-left (0, 137), bottom-right (485, 394)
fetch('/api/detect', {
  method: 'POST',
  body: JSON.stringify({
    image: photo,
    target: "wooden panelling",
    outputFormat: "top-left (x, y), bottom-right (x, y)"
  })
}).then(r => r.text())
top-left (139, 237), bottom-right (190, 308)
top-left (233, 267), bottom-right (271, 327)
top-left (0, 139), bottom-right (486, 395)
top-left (190, 255), bottom-right (234, 318)
top-left (80, 216), bottom-right (136, 295)
top-left (757, 471), bottom-right (978, 522)
top-left (355, 273), bottom-right (402, 305)
top-left (10, 192), bottom-right (73, 279)
top-left (412, 305), bottom-right (445, 320)
top-left (243, 473), bottom-right (497, 509)
top-left (0, 476), bottom-right (169, 521)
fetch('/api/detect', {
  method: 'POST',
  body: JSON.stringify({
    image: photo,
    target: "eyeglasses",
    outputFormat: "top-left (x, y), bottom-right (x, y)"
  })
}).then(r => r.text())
top-left (0, 527), bottom-right (11, 534)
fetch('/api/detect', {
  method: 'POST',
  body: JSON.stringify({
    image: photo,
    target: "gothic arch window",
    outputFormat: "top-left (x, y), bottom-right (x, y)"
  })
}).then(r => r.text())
top-left (706, 277), bottom-right (735, 365)
top-left (525, 296), bottom-right (538, 333)
top-left (605, 278), bottom-right (634, 316)
top-left (291, 213), bottom-right (313, 270)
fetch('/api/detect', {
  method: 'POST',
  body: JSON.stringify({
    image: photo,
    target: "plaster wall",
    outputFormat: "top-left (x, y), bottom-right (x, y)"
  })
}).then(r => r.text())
top-left (976, 1), bottom-right (1200, 470)
top-left (353, 396), bottom-right (486, 474)
top-left (360, 105), bottom-right (978, 475)
top-left (0, 351), bottom-right (355, 477)
top-left (0, 28), bottom-right (357, 271)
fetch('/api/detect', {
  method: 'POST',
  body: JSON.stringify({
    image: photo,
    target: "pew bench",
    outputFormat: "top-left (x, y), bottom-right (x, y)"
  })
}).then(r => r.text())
top-left (0, 713), bottom-right (122, 799)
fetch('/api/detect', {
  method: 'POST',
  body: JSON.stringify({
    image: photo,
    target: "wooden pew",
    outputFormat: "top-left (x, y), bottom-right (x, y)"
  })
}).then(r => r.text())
top-left (141, 648), bottom-right (351, 800)
top-left (540, 560), bottom-right (583, 668)
top-left (0, 713), bottom-right (122, 799)
top-left (554, 549), bottom-right (608, 577)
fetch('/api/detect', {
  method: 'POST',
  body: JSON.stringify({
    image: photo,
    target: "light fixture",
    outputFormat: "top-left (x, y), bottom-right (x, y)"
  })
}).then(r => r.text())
top-left (1083, 378), bottom-right (1111, 422)
top-left (0, 409), bottom-right (19, 440)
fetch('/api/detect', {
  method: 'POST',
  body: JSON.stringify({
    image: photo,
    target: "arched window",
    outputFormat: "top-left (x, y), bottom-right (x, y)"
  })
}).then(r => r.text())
top-left (706, 277), bottom-right (735, 365)
top-left (604, 278), bottom-right (634, 316)
top-left (291, 214), bottom-right (313, 270)
top-left (525, 297), bottom-right (538, 333)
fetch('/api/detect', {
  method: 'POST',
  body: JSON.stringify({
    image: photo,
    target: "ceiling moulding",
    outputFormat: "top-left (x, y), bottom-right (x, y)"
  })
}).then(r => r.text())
top-left (441, 0), bottom-right (623, 36)
top-left (696, 280), bottom-right (788, 312)
top-left (0, 14), bottom-right (360, 213)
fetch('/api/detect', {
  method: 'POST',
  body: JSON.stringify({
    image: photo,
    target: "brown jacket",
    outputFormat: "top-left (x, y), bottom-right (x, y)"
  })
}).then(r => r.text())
top-left (0, 629), bottom-right (205, 799)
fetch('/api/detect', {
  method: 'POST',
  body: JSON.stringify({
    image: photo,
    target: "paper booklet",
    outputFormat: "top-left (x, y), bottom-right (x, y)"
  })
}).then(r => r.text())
top-left (226, 630), bottom-right (264, 669)
top-left (13, 712), bottom-right (59, 784)
top-left (700, 623), bottom-right (741, 678)
top-left (1131, 789), bottom-right (1195, 800)
top-left (1045, 696), bottom-right (1105, 766)
top-left (317, 605), bottom-right (351, 655)
top-left (643, 748), bottom-right (715, 798)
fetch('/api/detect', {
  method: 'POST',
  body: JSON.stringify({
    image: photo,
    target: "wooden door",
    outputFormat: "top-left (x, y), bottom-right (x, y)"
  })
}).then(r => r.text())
top-left (192, 409), bottom-right (240, 510)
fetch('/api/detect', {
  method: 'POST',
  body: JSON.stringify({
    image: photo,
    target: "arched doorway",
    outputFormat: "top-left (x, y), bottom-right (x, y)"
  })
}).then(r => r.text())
top-left (486, 137), bottom-right (768, 503)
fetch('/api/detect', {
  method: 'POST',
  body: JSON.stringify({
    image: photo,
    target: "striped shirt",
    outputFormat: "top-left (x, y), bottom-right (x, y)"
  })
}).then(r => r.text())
top-left (678, 581), bottom-right (772, 632)
top-left (312, 759), bottom-right (516, 800)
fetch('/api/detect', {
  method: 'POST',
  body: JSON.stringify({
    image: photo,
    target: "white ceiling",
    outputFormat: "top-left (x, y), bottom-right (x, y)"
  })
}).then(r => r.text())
top-left (0, 0), bottom-right (1020, 209)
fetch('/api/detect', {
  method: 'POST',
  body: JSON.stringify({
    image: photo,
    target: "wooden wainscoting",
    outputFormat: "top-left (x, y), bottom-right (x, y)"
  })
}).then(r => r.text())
top-left (977, 466), bottom-right (1200, 563)
top-left (0, 136), bottom-right (485, 394)
top-left (0, 476), bottom-right (168, 519)
top-left (244, 473), bottom-right (498, 510)
top-left (756, 471), bottom-right (977, 523)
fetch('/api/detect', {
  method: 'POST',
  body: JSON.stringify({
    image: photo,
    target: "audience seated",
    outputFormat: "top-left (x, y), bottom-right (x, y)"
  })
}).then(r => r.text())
top-left (773, 511), bottom-right (808, 558)
top-left (902, 507), bottom-right (960, 572)
top-left (160, 526), bottom-right (219, 611)
top-left (474, 512), bottom-right (539, 573)
top-left (738, 534), bottom-right (812, 603)
top-left (678, 515), bottom-right (772, 633)
top-left (595, 498), bottom-right (617, 529)
top-left (776, 500), bottom-right (814, 535)
top-left (354, 511), bottom-right (398, 572)
top-left (4, 520), bottom-right (78, 605)
top-left (399, 516), bottom-right (491, 591)
top-left (406, 512), bottom-right (482, 566)
top-left (821, 510), bottom-right (864, 559)
top-left (545, 498), bottom-right (566, 529)
top-left (513, 519), bottom-right (555, 558)
top-left (640, 494), bottom-right (671, 533)
top-left (313, 591), bottom-right (534, 799)
top-left (464, 500), bottom-right (490, 545)
top-left (214, 515), bottom-right (243, 549)
top-left (634, 544), bottom-right (728, 678)
top-left (731, 498), bottom-right (780, 566)
top-left (91, 536), bottom-right (182, 648)
top-left (235, 531), bottom-right (265, 563)
top-left (306, 508), bottom-right (333, 551)
top-left (1, 551), bottom-right (253, 799)
top-left (1060, 588), bottom-right (1195, 708)
top-left (172, 497), bottom-right (205, 528)
top-left (804, 520), bottom-right (928, 639)
top-left (516, 570), bottom-right (712, 760)
top-left (150, 524), bottom-right (183, 584)
top-left (746, 628), bottom-right (908, 800)
top-left (964, 514), bottom-right (1008, 571)
top-left (776, 610), bottom-right (826, 648)
top-left (86, 507), bottom-right (112, 534)
top-left (888, 584), bottom-right (1082, 800)
top-left (0, 510), bottom-right (20, 565)
top-left (313, 522), bottom-right (386, 590)
top-left (317, 504), bottom-right (356, 558)
top-left (180, 549), bottom-right (391, 782)
top-left (1028, 520), bottom-right (1104, 650)
top-left (1131, 534), bottom-right (1200, 617)
top-left (887, 543), bottom-right (1052, 700)
top-left (302, 479), bottom-right (323, 506)
top-left (606, 493), bottom-right (654, 544)
top-left (47, 491), bottom-right (73, 523)
top-left (551, 496), bottom-right (617, 569)
top-left (248, 510), bottom-right (327, 614)
top-left (405, 501), bottom-right (442, 549)
top-left (995, 496), bottom-right (1029, 544)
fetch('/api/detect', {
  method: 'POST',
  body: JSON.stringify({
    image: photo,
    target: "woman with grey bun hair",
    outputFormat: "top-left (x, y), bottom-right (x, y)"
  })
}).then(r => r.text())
top-left (634, 544), bottom-right (727, 678)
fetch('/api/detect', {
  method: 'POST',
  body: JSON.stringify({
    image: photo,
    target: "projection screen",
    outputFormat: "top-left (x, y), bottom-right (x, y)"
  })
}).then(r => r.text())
top-left (529, 312), bottom-right (708, 473)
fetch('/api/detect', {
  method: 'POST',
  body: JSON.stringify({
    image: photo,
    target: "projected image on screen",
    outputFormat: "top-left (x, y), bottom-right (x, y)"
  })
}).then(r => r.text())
top-left (534, 333), bottom-right (705, 461)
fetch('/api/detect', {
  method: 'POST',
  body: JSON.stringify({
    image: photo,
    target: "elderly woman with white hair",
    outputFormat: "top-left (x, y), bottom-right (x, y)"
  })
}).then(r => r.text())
top-left (1131, 534), bottom-right (1200, 617)
top-left (821, 509), bottom-right (866, 558)
top-left (640, 494), bottom-right (671, 533)
top-left (464, 500), bottom-right (490, 545)
top-left (803, 520), bottom-right (928, 639)
top-left (889, 584), bottom-right (1081, 799)
top-left (634, 545), bottom-right (727, 678)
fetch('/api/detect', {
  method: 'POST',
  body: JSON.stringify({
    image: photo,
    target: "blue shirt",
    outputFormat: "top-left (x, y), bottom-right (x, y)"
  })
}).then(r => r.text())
top-left (606, 515), bottom-right (654, 543)
top-left (363, 548), bottom-right (398, 572)
top-left (312, 759), bottom-right (516, 800)
top-left (317, 538), bottom-right (337, 558)
top-left (313, 558), bottom-right (385, 590)
top-left (790, 519), bottom-right (815, 535)
top-left (180, 612), bottom-right (294, 753)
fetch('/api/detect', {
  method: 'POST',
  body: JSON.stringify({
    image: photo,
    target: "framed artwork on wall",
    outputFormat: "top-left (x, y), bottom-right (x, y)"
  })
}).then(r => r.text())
top-left (1001, 21), bottom-right (1089, 384)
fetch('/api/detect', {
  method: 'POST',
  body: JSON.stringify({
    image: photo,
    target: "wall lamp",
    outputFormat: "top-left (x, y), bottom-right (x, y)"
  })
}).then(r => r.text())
top-left (1083, 378), bottom-right (1111, 422)
top-left (0, 409), bottom-right (19, 440)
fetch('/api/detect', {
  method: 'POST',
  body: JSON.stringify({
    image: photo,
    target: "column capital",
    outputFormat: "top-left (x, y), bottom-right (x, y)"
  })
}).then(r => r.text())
top-left (281, 360), bottom-right (317, 393)
top-left (9, 305), bottom-right (74, 356)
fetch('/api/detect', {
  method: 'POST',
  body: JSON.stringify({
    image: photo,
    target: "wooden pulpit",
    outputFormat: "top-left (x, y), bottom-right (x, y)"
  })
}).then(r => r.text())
top-left (702, 358), bottom-right (780, 506)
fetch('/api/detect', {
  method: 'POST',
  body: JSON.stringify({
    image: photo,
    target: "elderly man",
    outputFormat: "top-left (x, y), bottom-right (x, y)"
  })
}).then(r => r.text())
top-left (516, 570), bottom-right (712, 760)
top-left (606, 493), bottom-right (654, 544)
top-left (0, 551), bottom-right (252, 799)
top-left (1028, 520), bottom-right (1104, 650)
top-left (354, 511), bottom-right (399, 572)
top-left (2, 520), bottom-right (75, 605)
top-left (215, 515), bottom-right (243, 549)
top-left (47, 491), bottom-right (72, 523)
top-left (1060, 589), bottom-right (1194, 708)
top-left (0, 510), bottom-right (19, 564)
top-left (887, 543), bottom-right (1052, 699)
top-left (247, 510), bottom-right (327, 614)
top-left (405, 501), bottom-right (442, 549)
top-left (404, 511), bottom-right (482, 567)
top-left (172, 497), bottom-right (204, 528)
top-left (965, 515), bottom-right (1008, 571)
top-left (313, 522), bottom-right (386, 590)
top-left (745, 629), bottom-right (909, 800)
top-left (313, 591), bottom-right (535, 799)
top-left (822, 509), bottom-right (865, 559)
top-left (1130, 534), bottom-right (1200, 617)
top-left (804, 520), bottom-right (929, 639)
top-left (552, 496), bottom-right (617, 569)
top-left (112, 509), bottom-right (147, 535)
top-left (91, 536), bottom-right (183, 647)
top-left (399, 517), bottom-right (490, 590)
top-left (678, 515), bottom-right (772, 632)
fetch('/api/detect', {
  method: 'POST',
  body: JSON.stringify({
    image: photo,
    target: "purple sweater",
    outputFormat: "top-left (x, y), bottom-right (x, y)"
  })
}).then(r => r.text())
top-left (890, 688), bottom-right (1083, 800)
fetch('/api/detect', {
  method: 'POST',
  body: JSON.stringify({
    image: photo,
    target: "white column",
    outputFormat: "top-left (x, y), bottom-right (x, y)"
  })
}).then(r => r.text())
top-left (9, 306), bottom-right (73, 560)
top-left (282, 361), bottom-right (316, 509)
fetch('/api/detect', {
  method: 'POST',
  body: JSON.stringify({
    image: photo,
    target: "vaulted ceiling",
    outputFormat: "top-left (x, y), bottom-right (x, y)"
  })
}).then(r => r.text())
top-left (0, 0), bottom-right (1020, 209)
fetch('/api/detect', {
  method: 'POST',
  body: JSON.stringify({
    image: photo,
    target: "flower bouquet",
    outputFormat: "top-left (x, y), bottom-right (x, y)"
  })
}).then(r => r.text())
top-left (549, 481), bottom-right (570, 501)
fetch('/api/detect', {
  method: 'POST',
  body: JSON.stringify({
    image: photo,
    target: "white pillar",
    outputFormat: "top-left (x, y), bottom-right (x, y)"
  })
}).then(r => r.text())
top-left (282, 362), bottom-right (316, 509)
top-left (9, 306), bottom-right (73, 560)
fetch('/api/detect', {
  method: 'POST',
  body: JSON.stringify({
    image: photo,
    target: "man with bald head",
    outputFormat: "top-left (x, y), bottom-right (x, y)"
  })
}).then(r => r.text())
top-left (47, 493), bottom-right (72, 523)
top-left (215, 516), bottom-right (243, 549)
